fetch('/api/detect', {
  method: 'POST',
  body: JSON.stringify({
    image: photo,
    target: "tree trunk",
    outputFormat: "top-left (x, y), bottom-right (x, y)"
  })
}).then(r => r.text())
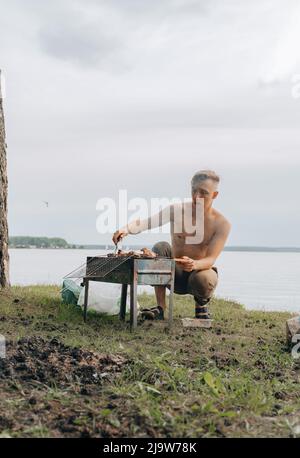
top-left (0, 70), bottom-right (10, 288)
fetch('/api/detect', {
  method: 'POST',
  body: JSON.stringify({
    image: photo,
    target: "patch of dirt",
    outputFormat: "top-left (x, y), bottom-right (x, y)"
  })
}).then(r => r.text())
top-left (211, 352), bottom-right (240, 369)
top-left (0, 336), bottom-right (126, 389)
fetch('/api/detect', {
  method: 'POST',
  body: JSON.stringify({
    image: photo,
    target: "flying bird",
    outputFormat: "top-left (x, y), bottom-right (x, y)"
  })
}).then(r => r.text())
top-left (43, 201), bottom-right (49, 208)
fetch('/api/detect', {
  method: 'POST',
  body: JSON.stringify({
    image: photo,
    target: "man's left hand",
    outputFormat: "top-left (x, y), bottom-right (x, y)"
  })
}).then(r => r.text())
top-left (176, 256), bottom-right (197, 272)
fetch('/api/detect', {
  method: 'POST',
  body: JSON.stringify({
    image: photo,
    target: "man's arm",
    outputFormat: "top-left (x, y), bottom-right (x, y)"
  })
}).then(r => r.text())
top-left (112, 205), bottom-right (172, 245)
top-left (179, 219), bottom-right (231, 271)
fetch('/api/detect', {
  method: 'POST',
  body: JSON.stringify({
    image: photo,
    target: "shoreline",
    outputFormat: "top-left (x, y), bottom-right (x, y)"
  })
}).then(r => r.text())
top-left (8, 250), bottom-right (300, 314)
top-left (7, 284), bottom-right (299, 315)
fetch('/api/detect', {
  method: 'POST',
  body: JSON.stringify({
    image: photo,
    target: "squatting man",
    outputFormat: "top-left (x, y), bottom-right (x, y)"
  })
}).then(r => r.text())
top-left (113, 170), bottom-right (231, 322)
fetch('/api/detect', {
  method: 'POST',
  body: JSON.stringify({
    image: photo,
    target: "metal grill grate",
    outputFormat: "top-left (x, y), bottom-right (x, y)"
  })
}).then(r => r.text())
top-left (63, 254), bottom-right (134, 280)
top-left (85, 255), bottom-right (134, 278)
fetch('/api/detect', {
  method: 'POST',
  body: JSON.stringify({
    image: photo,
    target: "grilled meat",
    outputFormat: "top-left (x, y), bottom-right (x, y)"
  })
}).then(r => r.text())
top-left (108, 248), bottom-right (157, 258)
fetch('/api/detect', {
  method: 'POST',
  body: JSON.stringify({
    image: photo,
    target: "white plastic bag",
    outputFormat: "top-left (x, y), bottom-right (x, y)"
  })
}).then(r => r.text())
top-left (77, 282), bottom-right (140, 316)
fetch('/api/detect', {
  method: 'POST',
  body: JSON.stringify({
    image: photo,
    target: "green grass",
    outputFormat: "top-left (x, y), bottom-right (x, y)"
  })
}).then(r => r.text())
top-left (0, 285), bottom-right (299, 438)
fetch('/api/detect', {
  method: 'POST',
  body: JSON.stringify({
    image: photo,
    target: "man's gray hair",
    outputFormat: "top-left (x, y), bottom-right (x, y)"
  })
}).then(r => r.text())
top-left (191, 170), bottom-right (220, 192)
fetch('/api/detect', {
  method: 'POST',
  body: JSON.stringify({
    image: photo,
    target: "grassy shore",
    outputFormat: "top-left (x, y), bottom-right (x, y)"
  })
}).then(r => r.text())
top-left (0, 285), bottom-right (299, 438)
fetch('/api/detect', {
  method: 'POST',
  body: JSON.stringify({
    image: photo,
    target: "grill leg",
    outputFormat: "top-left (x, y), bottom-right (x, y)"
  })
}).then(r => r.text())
top-left (83, 279), bottom-right (89, 323)
top-left (130, 268), bottom-right (138, 332)
top-left (120, 284), bottom-right (128, 321)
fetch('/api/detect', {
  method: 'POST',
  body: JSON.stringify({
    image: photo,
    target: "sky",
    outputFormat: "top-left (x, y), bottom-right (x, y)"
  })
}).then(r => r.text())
top-left (1, 0), bottom-right (300, 246)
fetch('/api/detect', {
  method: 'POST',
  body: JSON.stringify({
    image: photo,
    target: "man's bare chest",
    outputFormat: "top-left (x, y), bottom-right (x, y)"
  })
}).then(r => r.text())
top-left (172, 228), bottom-right (214, 247)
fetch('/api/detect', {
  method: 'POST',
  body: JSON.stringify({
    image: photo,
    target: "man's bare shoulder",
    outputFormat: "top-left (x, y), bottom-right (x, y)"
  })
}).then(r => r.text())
top-left (212, 208), bottom-right (231, 232)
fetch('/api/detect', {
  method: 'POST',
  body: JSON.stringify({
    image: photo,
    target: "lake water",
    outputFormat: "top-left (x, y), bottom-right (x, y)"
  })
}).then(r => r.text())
top-left (8, 249), bottom-right (300, 313)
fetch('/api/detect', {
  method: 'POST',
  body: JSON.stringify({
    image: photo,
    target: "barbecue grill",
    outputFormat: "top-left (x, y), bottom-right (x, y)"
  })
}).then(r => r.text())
top-left (80, 254), bottom-right (176, 331)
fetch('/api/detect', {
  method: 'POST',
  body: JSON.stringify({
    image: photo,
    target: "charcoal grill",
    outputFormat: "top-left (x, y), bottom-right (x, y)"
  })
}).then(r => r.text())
top-left (81, 255), bottom-right (176, 331)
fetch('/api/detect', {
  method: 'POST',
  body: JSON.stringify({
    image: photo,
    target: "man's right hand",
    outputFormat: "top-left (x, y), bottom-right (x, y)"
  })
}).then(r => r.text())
top-left (112, 228), bottom-right (128, 245)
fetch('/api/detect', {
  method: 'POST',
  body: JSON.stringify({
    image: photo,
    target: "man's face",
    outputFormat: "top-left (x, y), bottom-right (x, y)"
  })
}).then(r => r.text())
top-left (192, 179), bottom-right (219, 211)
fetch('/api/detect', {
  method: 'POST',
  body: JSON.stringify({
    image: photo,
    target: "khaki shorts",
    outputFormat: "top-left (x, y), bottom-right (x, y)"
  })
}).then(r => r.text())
top-left (152, 241), bottom-right (218, 304)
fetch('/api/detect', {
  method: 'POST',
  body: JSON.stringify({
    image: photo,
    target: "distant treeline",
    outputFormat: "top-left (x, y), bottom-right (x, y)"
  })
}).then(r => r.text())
top-left (9, 236), bottom-right (76, 249)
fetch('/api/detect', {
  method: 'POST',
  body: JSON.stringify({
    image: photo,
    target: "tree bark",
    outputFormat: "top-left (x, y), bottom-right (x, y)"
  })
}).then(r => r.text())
top-left (0, 70), bottom-right (10, 288)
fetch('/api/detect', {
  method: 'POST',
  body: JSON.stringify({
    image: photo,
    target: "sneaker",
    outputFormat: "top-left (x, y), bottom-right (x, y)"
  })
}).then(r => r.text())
top-left (141, 306), bottom-right (165, 320)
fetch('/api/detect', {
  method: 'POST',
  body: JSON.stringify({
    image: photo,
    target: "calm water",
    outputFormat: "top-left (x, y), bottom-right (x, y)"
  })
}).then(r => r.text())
top-left (8, 249), bottom-right (300, 313)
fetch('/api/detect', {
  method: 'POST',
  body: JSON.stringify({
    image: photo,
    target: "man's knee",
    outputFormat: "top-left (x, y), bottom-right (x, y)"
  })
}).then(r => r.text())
top-left (188, 269), bottom-right (218, 300)
top-left (152, 241), bottom-right (172, 257)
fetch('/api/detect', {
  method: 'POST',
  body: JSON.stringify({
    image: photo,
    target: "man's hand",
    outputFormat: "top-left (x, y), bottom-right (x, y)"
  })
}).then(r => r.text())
top-left (175, 256), bottom-right (197, 272)
top-left (112, 228), bottom-right (128, 245)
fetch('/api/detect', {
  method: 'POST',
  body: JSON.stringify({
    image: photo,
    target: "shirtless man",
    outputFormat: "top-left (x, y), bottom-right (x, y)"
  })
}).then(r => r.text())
top-left (113, 170), bottom-right (231, 321)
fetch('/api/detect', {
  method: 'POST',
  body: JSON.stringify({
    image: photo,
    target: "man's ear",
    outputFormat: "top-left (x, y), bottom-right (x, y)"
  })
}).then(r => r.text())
top-left (212, 191), bottom-right (219, 199)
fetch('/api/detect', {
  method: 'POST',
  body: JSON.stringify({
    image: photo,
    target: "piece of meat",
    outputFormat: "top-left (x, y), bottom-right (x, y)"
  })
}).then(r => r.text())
top-left (107, 248), bottom-right (157, 258)
top-left (141, 248), bottom-right (157, 258)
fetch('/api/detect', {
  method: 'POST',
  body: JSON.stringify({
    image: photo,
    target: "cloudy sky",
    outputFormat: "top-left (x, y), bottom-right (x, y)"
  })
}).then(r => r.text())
top-left (1, 0), bottom-right (300, 246)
